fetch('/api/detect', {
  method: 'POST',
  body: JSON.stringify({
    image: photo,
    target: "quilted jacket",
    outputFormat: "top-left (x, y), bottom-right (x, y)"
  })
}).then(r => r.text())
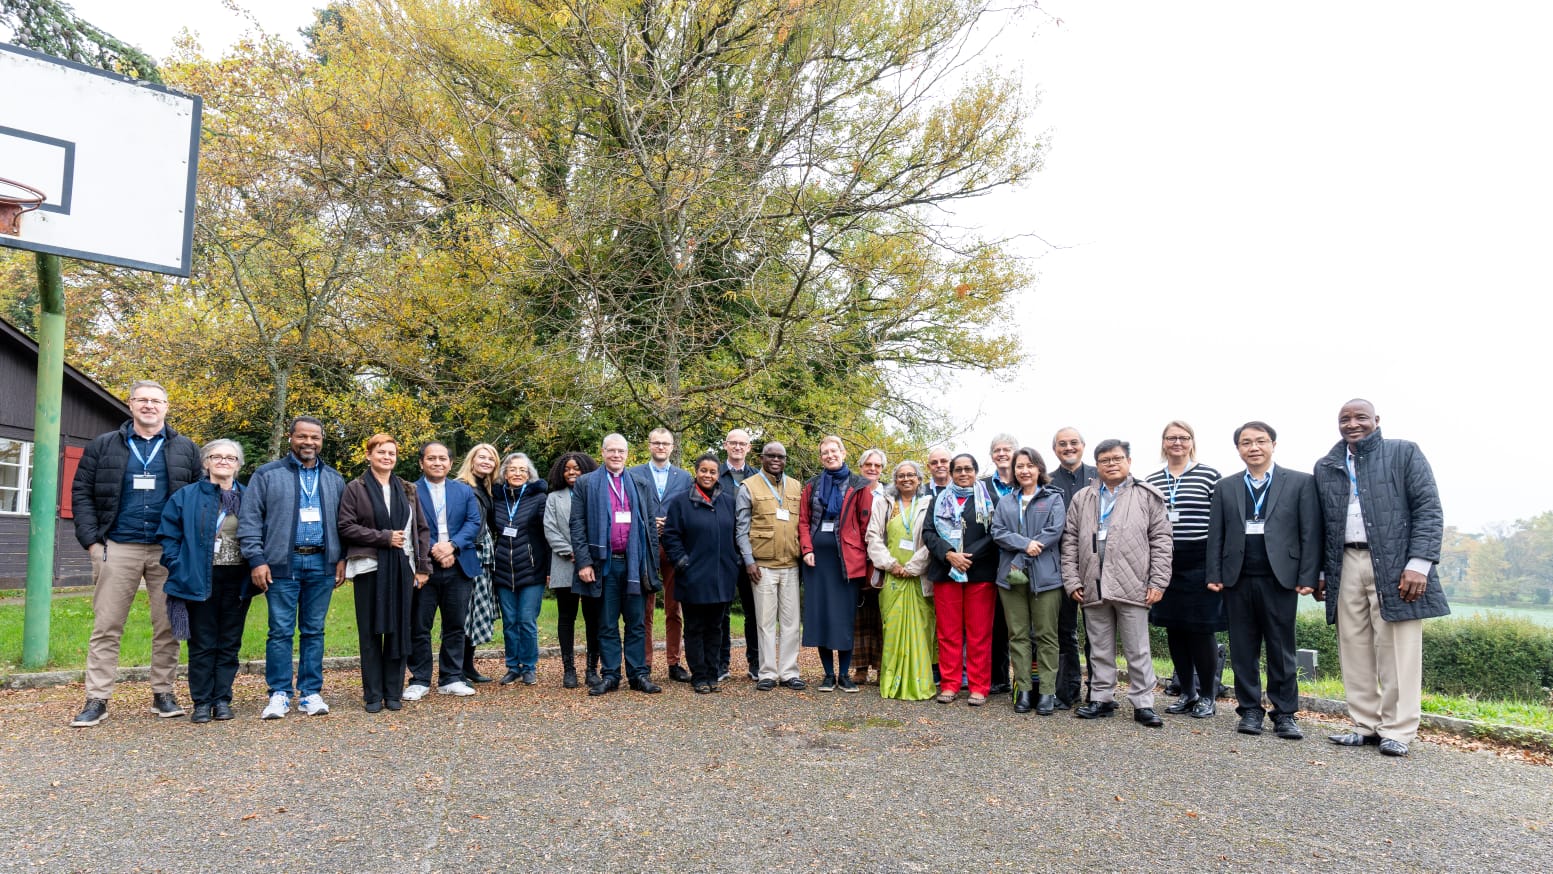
top-left (1060, 477), bottom-right (1173, 607)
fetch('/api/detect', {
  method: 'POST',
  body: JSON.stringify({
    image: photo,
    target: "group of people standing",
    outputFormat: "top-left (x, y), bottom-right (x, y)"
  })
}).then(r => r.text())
top-left (65, 382), bottom-right (1446, 757)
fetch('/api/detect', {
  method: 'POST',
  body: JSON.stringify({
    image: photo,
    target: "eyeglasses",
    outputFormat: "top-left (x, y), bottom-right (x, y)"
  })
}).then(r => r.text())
top-left (1164, 436), bottom-right (1192, 443)
top-left (130, 397), bottom-right (168, 406)
top-left (1055, 441), bottom-right (1083, 449)
top-left (951, 466), bottom-right (977, 474)
top-left (928, 459), bottom-right (949, 466)
top-left (1096, 456), bottom-right (1129, 467)
top-left (1238, 438), bottom-right (1273, 448)
top-left (207, 454), bottom-right (239, 463)
top-left (895, 473), bottom-right (920, 480)
top-left (648, 441), bottom-right (673, 448)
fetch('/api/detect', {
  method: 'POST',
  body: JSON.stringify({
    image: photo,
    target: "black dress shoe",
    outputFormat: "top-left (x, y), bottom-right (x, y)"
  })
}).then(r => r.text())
top-left (466, 671), bottom-right (494, 684)
top-left (1074, 701), bottom-right (1116, 719)
top-left (562, 668), bottom-right (579, 689)
top-left (756, 679), bottom-right (777, 691)
top-left (1379, 739), bottom-right (1409, 757)
top-left (151, 692), bottom-right (185, 718)
top-left (384, 699), bottom-right (402, 711)
top-left (1189, 699), bottom-right (1217, 719)
top-left (364, 701), bottom-right (384, 714)
top-left (694, 682), bottom-right (712, 694)
top-left (499, 670), bottom-right (522, 685)
top-left (989, 682), bottom-right (1012, 696)
top-left (1053, 698), bottom-right (1073, 711)
top-left (588, 677), bottom-right (620, 696)
top-left (586, 669), bottom-right (603, 688)
top-left (1237, 713), bottom-right (1265, 735)
top-left (212, 701), bottom-right (235, 721)
top-left (1036, 694), bottom-right (1056, 715)
top-left (1328, 731), bottom-right (1381, 747)
top-left (1133, 707), bottom-right (1164, 728)
top-left (628, 677), bottom-right (662, 694)
top-left (668, 664), bottom-right (693, 683)
top-left (190, 703), bottom-right (213, 724)
top-left (1013, 691), bottom-right (1033, 714)
top-left (782, 678), bottom-right (807, 691)
top-left (1165, 696), bottom-right (1199, 715)
top-left (520, 671), bottom-right (538, 686)
top-left (1273, 716), bottom-right (1304, 740)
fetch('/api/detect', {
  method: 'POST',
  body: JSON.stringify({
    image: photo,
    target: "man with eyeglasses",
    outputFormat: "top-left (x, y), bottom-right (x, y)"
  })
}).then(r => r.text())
top-left (627, 428), bottom-right (687, 685)
top-left (1313, 399), bottom-right (1446, 758)
top-left (718, 428), bottom-right (761, 680)
top-left (238, 416), bottom-right (348, 720)
top-left (1050, 427), bottom-right (1097, 709)
top-left (69, 380), bottom-right (202, 727)
top-left (736, 442), bottom-right (807, 690)
top-left (1205, 422), bottom-right (1321, 740)
top-left (1060, 439), bottom-right (1172, 728)
top-left (925, 447), bottom-right (953, 497)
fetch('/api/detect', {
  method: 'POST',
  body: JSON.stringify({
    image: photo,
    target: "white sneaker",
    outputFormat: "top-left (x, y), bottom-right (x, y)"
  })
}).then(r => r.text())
top-left (402, 684), bottom-right (429, 701)
top-left (260, 692), bottom-right (290, 720)
top-left (437, 681), bottom-right (476, 697)
top-left (298, 693), bottom-right (330, 716)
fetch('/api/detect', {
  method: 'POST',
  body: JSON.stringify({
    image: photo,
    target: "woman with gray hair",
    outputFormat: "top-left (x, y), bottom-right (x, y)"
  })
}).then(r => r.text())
top-left (864, 460), bottom-right (936, 700)
top-left (491, 452), bottom-right (549, 685)
top-left (852, 447), bottom-right (889, 684)
top-left (156, 438), bottom-right (251, 723)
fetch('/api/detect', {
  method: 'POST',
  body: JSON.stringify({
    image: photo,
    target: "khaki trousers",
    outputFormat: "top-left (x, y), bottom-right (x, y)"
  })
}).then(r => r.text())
top-left (1083, 599), bottom-right (1156, 709)
top-left (1337, 547), bottom-right (1424, 743)
top-left (86, 540), bottom-right (179, 697)
top-left (752, 564), bottom-right (802, 681)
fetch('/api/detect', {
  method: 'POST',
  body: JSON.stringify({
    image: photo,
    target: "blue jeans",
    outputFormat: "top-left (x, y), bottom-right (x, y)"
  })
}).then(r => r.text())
top-left (264, 550), bottom-right (335, 697)
top-left (497, 584), bottom-right (546, 671)
top-left (597, 557), bottom-right (648, 681)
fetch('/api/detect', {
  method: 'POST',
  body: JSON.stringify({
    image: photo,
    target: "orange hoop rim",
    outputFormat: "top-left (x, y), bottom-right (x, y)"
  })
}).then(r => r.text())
top-left (0, 176), bottom-right (47, 211)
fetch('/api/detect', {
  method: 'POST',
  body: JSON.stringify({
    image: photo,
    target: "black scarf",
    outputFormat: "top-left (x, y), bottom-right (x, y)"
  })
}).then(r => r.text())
top-left (365, 474), bottom-right (415, 659)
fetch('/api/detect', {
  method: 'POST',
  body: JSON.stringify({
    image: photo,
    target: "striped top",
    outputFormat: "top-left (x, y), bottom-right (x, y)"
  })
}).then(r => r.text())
top-left (1145, 463), bottom-right (1220, 543)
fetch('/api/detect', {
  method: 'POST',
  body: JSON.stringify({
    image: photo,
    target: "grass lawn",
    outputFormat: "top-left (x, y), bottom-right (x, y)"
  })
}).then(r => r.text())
top-left (0, 588), bottom-right (743, 674)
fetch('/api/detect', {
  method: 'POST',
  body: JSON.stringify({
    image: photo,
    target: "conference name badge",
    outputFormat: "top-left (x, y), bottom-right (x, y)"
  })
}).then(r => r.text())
top-left (502, 526), bottom-right (518, 538)
top-left (775, 509), bottom-right (790, 521)
top-left (299, 507), bottom-right (322, 523)
top-left (614, 510), bottom-right (632, 524)
top-left (820, 521), bottom-right (836, 533)
top-left (1245, 521), bottom-right (1265, 535)
top-left (132, 474), bottom-right (157, 490)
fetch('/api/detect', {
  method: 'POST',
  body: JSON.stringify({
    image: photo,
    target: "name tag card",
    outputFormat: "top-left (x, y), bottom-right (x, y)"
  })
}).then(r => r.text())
top-left (614, 510), bottom-right (632, 524)
top-left (775, 508), bottom-right (791, 522)
top-left (1097, 529), bottom-right (1108, 542)
top-left (1245, 521), bottom-right (1265, 535)
top-left (820, 521), bottom-right (836, 533)
top-left (132, 475), bottom-right (157, 490)
top-left (898, 538), bottom-right (914, 551)
top-left (1168, 510), bottom-right (1181, 523)
top-left (299, 507), bottom-right (322, 523)
top-left (501, 526), bottom-right (518, 538)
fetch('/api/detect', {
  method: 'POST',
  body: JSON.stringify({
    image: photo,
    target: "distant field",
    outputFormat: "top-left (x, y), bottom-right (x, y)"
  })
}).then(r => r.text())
top-left (1298, 599), bottom-right (1553, 627)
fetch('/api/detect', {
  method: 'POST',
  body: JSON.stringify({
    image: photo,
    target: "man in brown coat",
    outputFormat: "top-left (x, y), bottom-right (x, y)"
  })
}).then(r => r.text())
top-left (1061, 439), bottom-right (1174, 727)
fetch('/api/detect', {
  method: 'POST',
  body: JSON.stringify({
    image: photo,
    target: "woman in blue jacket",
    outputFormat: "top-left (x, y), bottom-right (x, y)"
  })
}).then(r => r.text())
top-left (661, 454), bottom-right (739, 693)
top-left (491, 453), bottom-right (550, 686)
top-left (157, 439), bottom-right (250, 724)
top-left (990, 448), bottom-right (1067, 715)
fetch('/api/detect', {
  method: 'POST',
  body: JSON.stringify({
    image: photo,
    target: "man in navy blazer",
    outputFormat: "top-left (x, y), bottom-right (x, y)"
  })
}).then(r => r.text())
top-left (628, 428), bottom-right (693, 682)
top-left (404, 442), bottom-right (486, 699)
top-left (570, 433), bottom-right (663, 695)
top-left (1206, 421), bottom-right (1321, 740)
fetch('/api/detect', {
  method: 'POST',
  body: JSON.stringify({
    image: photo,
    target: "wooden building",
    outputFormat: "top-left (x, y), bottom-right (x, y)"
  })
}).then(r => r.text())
top-left (0, 316), bottom-right (129, 589)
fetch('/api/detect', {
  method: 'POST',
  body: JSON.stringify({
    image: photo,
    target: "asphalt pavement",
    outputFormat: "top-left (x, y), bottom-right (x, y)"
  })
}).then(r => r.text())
top-left (1, 653), bottom-right (1549, 873)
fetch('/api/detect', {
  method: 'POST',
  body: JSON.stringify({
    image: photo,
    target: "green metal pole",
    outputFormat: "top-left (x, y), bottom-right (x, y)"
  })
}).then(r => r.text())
top-left (22, 253), bottom-right (65, 669)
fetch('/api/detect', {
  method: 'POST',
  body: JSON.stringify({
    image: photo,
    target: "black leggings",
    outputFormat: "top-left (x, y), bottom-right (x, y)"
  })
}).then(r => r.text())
top-left (1166, 627), bottom-right (1220, 699)
top-left (555, 589), bottom-right (602, 670)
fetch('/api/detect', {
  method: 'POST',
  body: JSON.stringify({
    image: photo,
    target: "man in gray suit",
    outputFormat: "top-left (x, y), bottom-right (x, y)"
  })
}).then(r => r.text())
top-left (1206, 421), bottom-right (1321, 740)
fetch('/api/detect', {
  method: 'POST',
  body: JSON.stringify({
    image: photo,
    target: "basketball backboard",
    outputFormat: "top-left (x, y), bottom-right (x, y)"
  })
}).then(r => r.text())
top-left (0, 42), bottom-right (200, 276)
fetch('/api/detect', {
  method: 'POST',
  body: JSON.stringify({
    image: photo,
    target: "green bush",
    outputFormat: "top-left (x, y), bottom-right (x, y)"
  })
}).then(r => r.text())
top-left (1294, 611), bottom-right (1553, 703)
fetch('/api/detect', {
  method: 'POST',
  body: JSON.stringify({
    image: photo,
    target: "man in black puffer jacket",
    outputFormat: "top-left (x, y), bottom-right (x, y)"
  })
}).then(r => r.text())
top-left (68, 380), bottom-right (202, 728)
top-left (1313, 398), bottom-right (1447, 758)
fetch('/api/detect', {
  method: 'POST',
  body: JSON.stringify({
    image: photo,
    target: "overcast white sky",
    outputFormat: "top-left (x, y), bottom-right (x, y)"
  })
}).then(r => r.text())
top-left (30, 1), bottom-right (1553, 532)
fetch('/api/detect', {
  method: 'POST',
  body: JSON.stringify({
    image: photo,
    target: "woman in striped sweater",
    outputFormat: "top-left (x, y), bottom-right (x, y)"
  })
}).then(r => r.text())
top-left (1145, 420), bottom-right (1224, 718)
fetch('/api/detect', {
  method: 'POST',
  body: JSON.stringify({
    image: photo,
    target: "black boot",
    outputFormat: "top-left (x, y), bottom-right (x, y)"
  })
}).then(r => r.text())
top-left (1014, 691), bottom-right (1033, 714)
top-left (562, 653), bottom-right (579, 689)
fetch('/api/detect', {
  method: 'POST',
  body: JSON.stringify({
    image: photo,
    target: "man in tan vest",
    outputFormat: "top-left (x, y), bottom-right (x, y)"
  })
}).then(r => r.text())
top-left (736, 441), bottom-right (806, 691)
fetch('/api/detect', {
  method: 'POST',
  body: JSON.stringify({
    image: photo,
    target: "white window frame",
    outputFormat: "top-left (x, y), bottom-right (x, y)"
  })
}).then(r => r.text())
top-left (0, 438), bottom-right (33, 516)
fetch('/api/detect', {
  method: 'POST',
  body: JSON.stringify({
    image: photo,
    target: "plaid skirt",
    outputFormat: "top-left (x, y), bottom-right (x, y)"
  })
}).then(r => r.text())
top-left (465, 530), bottom-right (497, 646)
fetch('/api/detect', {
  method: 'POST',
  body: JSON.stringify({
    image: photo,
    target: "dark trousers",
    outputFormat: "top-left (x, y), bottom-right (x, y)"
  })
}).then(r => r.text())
top-left (684, 601), bottom-right (729, 685)
top-left (1055, 595), bottom-right (1093, 704)
top-left (1225, 573), bottom-right (1300, 718)
top-left (185, 565), bottom-right (251, 706)
top-left (556, 588), bottom-right (602, 671)
top-left (354, 571), bottom-right (407, 705)
top-left (1165, 627), bottom-right (1220, 700)
top-left (719, 566), bottom-right (758, 674)
top-left (990, 593), bottom-right (1009, 687)
top-left (597, 556), bottom-right (649, 681)
top-left (409, 566), bottom-right (471, 686)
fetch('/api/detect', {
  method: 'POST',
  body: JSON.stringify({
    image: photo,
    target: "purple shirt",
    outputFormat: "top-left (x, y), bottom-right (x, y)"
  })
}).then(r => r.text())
top-left (607, 472), bottom-right (632, 554)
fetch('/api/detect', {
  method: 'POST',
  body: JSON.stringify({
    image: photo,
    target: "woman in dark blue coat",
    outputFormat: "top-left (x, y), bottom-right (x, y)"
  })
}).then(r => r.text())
top-left (661, 453), bottom-right (739, 693)
top-left (156, 439), bottom-right (250, 723)
top-left (490, 452), bottom-right (550, 686)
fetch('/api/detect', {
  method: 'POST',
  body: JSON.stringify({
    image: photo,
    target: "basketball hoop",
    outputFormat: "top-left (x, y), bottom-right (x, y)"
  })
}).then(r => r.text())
top-left (0, 177), bottom-right (47, 236)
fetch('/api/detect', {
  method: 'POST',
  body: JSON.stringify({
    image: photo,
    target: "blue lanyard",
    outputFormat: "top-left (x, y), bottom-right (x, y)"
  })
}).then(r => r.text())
top-left (758, 471), bottom-right (787, 508)
top-left (1163, 464), bottom-right (1191, 507)
top-left (128, 435), bottom-right (164, 473)
top-left (608, 473), bottom-right (628, 506)
top-left (505, 484), bottom-right (526, 524)
top-left (991, 476), bottom-right (1013, 498)
top-left (900, 494), bottom-right (920, 535)
top-left (1345, 453), bottom-right (1358, 498)
top-left (1244, 470), bottom-right (1272, 519)
top-left (298, 465), bottom-right (319, 502)
top-left (652, 464), bottom-right (669, 499)
top-left (1099, 484), bottom-right (1119, 524)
